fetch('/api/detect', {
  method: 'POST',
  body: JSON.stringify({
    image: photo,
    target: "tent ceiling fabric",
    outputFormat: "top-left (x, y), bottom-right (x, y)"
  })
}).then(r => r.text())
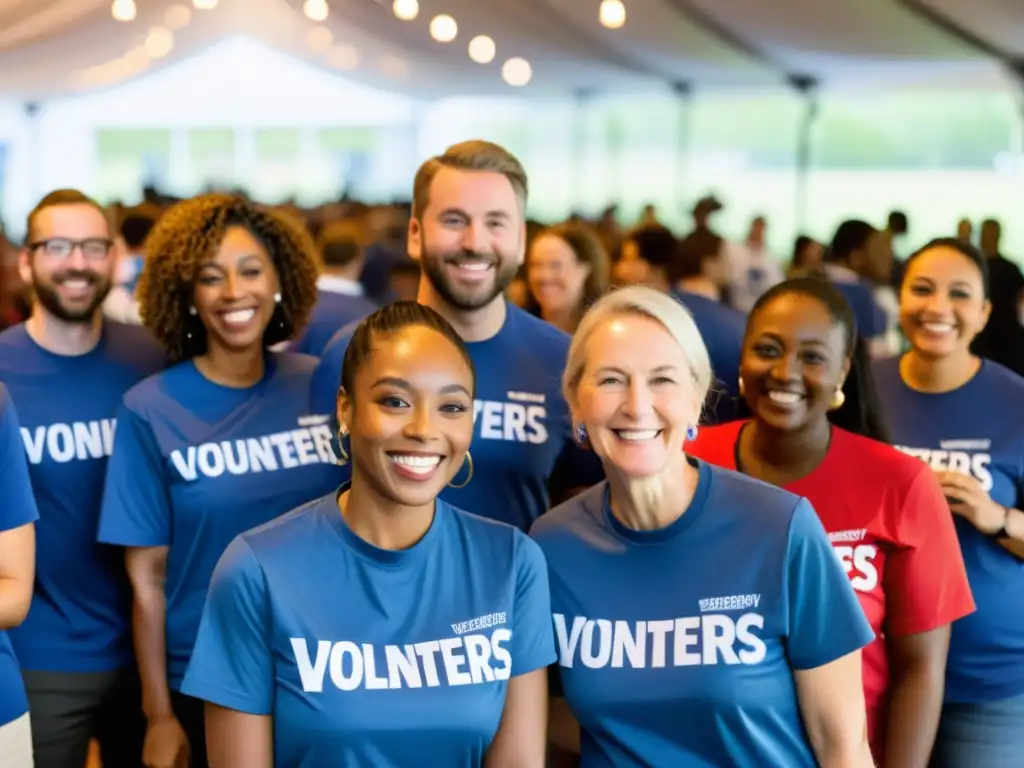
top-left (0, 0), bottom-right (1016, 100)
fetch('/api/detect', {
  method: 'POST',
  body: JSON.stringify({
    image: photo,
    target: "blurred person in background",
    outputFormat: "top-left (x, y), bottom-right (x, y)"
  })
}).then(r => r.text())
top-left (97, 194), bottom-right (342, 768)
top-left (0, 189), bottom-right (165, 768)
top-left (357, 204), bottom-right (412, 303)
top-left (678, 195), bottom-right (726, 300)
top-left (291, 218), bottom-right (377, 357)
top-left (884, 210), bottom-right (909, 290)
top-left (823, 220), bottom-right (891, 358)
top-left (104, 204), bottom-right (161, 326)
top-left (971, 218), bottom-right (1024, 376)
top-left (873, 238), bottom-right (1024, 767)
top-left (0, 386), bottom-right (39, 768)
top-left (788, 235), bottom-right (825, 279)
top-left (722, 214), bottom-right (784, 313)
top-left (956, 218), bottom-right (973, 245)
top-left (524, 220), bottom-right (610, 333)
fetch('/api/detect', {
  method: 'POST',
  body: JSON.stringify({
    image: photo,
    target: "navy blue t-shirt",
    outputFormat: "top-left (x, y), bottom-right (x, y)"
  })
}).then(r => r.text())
top-left (98, 352), bottom-right (342, 688)
top-left (293, 290), bottom-right (377, 358)
top-left (873, 357), bottom-right (1024, 703)
top-left (531, 463), bottom-right (875, 767)
top-left (0, 322), bottom-right (165, 672)
top-left (181, 492), bottom-right (555, 766)
top-left (824, 266), bottom-right (886, 341)
top-left (672, 290), bottom-right (745, 425)
top-left (0, 385), bottom-right (40, 726)
top-left (310, 303), bottom-right (603, 531)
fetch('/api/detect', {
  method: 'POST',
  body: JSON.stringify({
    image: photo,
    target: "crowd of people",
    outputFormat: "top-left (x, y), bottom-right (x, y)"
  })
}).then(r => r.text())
top-left (0, 138), bottom-right (1021, 768)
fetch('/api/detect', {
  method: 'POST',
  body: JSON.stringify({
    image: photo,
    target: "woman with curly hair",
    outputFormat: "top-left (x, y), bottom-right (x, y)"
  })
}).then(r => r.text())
top-left (97, 194), bottom-right (343, 768)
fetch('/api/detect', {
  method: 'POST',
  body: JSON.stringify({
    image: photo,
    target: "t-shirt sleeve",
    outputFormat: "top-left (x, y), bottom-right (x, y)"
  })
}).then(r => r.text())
top-left (511, 534), bottom-right (557, 676)
top-left (0, 385), bottom-right (39, 531)
top-left (97, 403), bottom-right (172, 547)
top-left (785, 498), bottom-right (875, 670)
top-left (180, 538), bottom-right (273, 715)
top-left (884, 467), bottom-right (975, 636)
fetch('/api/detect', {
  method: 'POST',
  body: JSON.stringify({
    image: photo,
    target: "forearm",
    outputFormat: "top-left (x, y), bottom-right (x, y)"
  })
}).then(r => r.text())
top-left (998, 507), bottom-right (1024, 558)
top-left (132, 586), bottom-right (174, 721)
top-left (884, 663), bottom-right (944, 768)
top-left (812, 740), bottom-right (875, 768)
top-left (0, 577), bottom-right (30, 629)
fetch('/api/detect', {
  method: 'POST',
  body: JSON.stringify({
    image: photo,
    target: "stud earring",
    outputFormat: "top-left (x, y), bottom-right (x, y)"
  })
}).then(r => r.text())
top-left (188, 305), bottom-right (198, 316)
top-left (830, 388), bottom-right (846, 410)
top-left (574, 423), bottom-right (589, 445)
top-left (274, 292), bottom-right (282, 303)
top-left (738, 377), bottom-right (745, 397)
top-left (686, 425), bottom-right (699, 441)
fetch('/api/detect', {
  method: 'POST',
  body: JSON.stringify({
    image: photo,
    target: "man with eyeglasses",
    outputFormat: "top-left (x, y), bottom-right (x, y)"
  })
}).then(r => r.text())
top-left (0, 189), bottom-right (165, 768)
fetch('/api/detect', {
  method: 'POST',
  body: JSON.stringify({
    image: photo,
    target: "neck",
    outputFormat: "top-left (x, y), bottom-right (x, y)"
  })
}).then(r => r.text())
top-left (340, 473), bottom-right (434, 551)
top-left (193, 343), bottom-right (266, 388)
top-left (324, 266), bottom-right (361, 283)
top-left (676, 278), bottom-right (718, 300)
top-left (25, 308), bottom-right (103, 356)
top-left (744, 417), bottom-right (831, 477)
top-left (540, 305), bottom-right (578, 333)
top-left (900, 349), bottom-right (980, 394)
top-left (605, 456), bottom-right (699, 532)
top-left (416, 278), bottom-right (507, 342)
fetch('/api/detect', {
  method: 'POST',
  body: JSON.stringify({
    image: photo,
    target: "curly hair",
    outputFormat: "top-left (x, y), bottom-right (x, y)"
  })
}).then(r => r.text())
top-left (137, 194), bottom-right (321, 362)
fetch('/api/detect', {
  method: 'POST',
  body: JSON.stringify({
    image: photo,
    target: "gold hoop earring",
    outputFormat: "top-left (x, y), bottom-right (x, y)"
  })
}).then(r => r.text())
top-left (738, 377), bottom-right (746, 397)
top-left (336, 428), bottom-right (349, 465)
top-left (448, 451), bottom-right (473, 489)
top-left (830, 388), bottom-right (846, 410)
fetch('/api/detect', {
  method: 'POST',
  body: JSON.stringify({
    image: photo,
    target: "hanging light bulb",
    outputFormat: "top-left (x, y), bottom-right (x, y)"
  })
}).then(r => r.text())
top-left (392, 0), bottom-right (419, 21)
top-left (501, 57), bottom-right (532, 87)
top-left (599, 0), bottom-right (626, 29)
top-left (304, 0), bottom-right (329, 22)
top-left (468, 35), bottom-right (496, 64)
top-left (429, 14), bottom-right (458, 43)
top-left (192, 0), bottom-right (218, 9)
top-left (144, 27), bottom-right (175, 58)
top-left (111, 0), bottom-right (137, 22)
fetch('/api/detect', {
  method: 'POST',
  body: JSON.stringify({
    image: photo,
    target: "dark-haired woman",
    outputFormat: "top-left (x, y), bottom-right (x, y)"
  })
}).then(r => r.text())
top-left (181, 302), bottom-right (553, 768)
top-left (97, 195), bottom-right (342, 768)
top-left (872, 238), bottom-right (1024, 767)
top-left (688, 277), bottom-right (975, 766)
top-left (524, 221), bottom-right (610, 333)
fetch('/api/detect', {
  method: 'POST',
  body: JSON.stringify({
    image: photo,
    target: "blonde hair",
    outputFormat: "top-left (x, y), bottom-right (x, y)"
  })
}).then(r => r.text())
top-left (412, 140), bottom-right (528, 219)
top-left (563, 285), bottom-right (713, 410)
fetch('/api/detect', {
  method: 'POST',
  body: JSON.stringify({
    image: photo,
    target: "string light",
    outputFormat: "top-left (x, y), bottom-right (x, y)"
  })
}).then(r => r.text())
top-left (192, 0), bottom-right (218, 9)
top-left (468, 35), bottom-right (496, 64)
top-left (392, 0), bottom-right (419, 21)
top-left (501, 57), bottom-right (532, 87)
top-left (599, 0), bottom-right (626, 29)
top-left (429, 15), bottom-right (458, 43)
top-left (144, 27), bottom-right (175, 58)
top-left (164, 5), bottom-right (192, 29)
top-left (304, 0), bottom-right (329, 22)
top-left (111, 0), bottom-right (137, 22)
top-left (307, 26), bottom-right (334, 53)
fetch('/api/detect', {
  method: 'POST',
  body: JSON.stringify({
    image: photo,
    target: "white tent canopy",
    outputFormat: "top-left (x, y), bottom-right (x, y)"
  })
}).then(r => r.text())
top-left (0, 0), bottom-right (1021, 99)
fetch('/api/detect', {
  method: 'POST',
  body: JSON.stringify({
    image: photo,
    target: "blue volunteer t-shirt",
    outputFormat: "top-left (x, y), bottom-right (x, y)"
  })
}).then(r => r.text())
top-left (530, 462), bottom-right (875, 768)
top-left (293, 290), bottom-right (378, 358)
top-left (310, 303), bottom-right (603, 531)
top-left (0, 322), bottom-right (165, 672)
top-left (873, 356), bottom-right (1024, 703)
top-left (0, 385), bottom-right (40, 726)
top-left (181, 491), bottom-right (555, 767)
top-left (98, 352), bottom-right (343, 689)
top-left (672, 290), bottom-right (745, 425)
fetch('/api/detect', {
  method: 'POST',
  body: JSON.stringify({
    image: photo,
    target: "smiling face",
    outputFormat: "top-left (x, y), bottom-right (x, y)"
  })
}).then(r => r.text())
top-left (740, 293), bottom-right (850, 433)
top-left (527, 233), bottom-right (591, 315)
top-left (573, 313), bottom-right (700, 478)
top-left (340, 325), bottom-right (475, 508)
top-left (192, 226), bottom-right (280, 355)
top-left (899, 245), bottom-right (990, 360)
top-left (410, 167), bottom-right (524, 311)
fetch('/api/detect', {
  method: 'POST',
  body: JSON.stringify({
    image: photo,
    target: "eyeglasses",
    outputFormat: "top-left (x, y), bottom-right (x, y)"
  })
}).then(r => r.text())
top-left (29, 237), bottom-right (114, 261)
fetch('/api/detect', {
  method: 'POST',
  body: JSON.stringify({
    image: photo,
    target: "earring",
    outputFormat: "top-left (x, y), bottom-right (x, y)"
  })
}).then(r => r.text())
top-left (448, 451), bottom-right (474, 489)
top-left (274, 292), bottom-right (282, 303)
top-left (738, 377), bottom-right (745, 397)
top-left (830, 388), bottom-right (846, 410)
top-left (574, 423), bottom-right (589, 445)
top-left (189, 305), bottom-right (198, 316)
top-left (336, 427), bottom-right (349, 465)
top-left (686, 425), bottom-right (699, 441)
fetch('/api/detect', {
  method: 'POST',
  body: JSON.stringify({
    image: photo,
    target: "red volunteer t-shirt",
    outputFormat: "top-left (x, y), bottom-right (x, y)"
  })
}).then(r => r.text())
top-left (688, 421), bottom-right (975, 763)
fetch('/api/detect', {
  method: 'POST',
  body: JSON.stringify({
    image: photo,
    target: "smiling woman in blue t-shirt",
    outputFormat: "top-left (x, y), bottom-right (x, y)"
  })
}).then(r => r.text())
top-left (531, 286), bottom-right (875, 768)
top-left (0, 385), bottom-right (38, 768)
top-left (872, 238), bottom-right (1024, 767)
top-left (97, 195), bottom-right (341, 768)
top-left (181, 302), bottom-right (554, 768)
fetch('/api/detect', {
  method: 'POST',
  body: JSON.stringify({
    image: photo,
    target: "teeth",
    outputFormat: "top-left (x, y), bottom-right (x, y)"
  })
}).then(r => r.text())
top-left (458, 263), bottom-right (491, 271)
top-left (768, 391), bottom-right (801, 405)
top-left (223, 309), bottom-right (255, 325)
top-left (922, 322), bottom-right (954, 333)
top-left (390, 454), bottom-right (441, 467)
top-left (616, 430), bottom-right (659, 441)
top-left (62, 280), bottom-right (89, 290)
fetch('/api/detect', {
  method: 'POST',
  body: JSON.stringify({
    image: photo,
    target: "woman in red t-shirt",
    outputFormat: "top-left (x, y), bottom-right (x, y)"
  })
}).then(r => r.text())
top-left (688, 276), bottom-right (975, 767)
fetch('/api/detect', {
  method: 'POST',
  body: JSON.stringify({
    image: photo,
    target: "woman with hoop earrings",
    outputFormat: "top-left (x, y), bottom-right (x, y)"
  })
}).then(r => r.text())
top-left (182, 302), bottom-right (555, 768)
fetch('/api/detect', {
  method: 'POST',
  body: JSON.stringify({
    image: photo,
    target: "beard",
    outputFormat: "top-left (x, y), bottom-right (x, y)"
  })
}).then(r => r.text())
top-left (421, 246), bottom-right (520, 312)
top-left (32, 268), bottom-right (112, 324)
